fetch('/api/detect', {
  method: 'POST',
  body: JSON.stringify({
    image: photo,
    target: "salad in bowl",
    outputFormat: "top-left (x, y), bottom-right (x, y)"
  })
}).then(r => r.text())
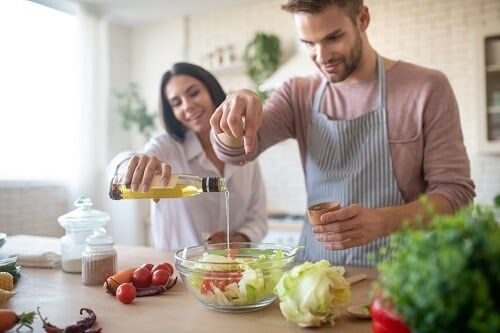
top-left (175, 242), bottom-right (299, 312)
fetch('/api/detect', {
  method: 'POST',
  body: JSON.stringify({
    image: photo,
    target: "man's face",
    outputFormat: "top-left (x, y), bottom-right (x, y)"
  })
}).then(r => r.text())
top-left (295, 5), bottom-right (363, 83)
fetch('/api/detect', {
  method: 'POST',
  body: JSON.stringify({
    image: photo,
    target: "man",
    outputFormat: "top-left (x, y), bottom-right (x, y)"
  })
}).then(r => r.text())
top-left (210, 0), bottom-right (475, 266)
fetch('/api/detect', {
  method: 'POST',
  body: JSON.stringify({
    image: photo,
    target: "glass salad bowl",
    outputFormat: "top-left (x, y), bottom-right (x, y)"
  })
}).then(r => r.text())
top-left (175, 242), bottom-right (298, 313)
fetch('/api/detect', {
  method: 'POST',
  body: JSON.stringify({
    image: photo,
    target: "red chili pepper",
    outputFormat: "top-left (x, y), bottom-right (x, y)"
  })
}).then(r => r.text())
top-left (370, 292), bottom-right (411, 333)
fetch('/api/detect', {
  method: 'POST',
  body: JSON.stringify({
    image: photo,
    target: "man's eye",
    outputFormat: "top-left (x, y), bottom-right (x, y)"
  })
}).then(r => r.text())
top-left (301, 40), bottom-right (313, 48)
top-left (327, 34), bottom-right (341, 42)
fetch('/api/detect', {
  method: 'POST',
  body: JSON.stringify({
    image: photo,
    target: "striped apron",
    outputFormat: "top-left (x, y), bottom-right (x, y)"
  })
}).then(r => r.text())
top-left (298, 54), bottom-right (405, 266)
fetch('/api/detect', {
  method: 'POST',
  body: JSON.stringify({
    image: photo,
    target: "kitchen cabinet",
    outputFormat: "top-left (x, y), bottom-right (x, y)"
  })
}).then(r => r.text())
top-left (478, 24), bottom-right (500, 154)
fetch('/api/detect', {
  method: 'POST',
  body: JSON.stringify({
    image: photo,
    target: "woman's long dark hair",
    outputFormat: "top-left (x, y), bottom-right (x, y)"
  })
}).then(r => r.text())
top-left (159, 62), bottom-right (226, 142)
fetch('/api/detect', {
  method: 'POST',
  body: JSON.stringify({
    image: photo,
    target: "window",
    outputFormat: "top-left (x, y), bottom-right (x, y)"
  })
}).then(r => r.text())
top-left (0, 1), bottom-right (78, 181)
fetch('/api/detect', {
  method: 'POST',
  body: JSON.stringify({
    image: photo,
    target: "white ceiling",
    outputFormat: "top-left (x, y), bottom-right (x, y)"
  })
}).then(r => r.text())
top-left (48, 0), bottom-right (267, 26)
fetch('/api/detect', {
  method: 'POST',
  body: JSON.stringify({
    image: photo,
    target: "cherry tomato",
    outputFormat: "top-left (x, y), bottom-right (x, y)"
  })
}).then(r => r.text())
top-left (140, 263), bottom-right (154, 271)
top-left (151, 269), bottom-right (170, 286)
top-left (152, 262), bottom-right (174, 276)
top-left (132, 267), bottom-right (152, 288)
top-left (200, 270), bottom-right (242, 293)
top-left (116, 283), bottom-right (137, 304)
top-left (201, 280), bottom-right (213, 294)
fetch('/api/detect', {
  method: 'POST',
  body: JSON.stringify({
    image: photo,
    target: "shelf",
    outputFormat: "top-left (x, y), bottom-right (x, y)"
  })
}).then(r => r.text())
top-left (486, 64), bottom-right (500, 73)
top-left (207, 62), bottom-right (245, 76)
top-left (487, 64), bottom-right (500, 72)
top-left (488, 106), bottom-right (500, 114)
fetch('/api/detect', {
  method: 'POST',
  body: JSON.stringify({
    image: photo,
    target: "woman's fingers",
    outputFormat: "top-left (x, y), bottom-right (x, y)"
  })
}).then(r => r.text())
top-left (206, 231), bottom-right (227, 244)
top-left (126, 155), bottom-right (172, 192)
top-left (124, 155), bottom-right (140, 185)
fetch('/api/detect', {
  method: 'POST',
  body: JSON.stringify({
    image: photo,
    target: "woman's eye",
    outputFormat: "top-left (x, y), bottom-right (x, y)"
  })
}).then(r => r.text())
top-left (188, 90), bottom-right (199, 98)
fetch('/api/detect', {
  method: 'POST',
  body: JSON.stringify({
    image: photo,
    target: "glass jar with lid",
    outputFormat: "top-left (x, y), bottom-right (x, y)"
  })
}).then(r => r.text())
top-left (82, 227), bottom-right (117, 285)
top-left (57, 196), bottom-right (110, 273)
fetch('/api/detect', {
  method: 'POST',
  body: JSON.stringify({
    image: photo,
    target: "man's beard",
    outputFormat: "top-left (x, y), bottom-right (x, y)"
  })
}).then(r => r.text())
top-left (326, 29), bottom-right (363, 83)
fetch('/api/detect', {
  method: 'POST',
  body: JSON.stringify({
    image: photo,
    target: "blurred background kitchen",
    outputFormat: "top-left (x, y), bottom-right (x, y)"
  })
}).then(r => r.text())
top-left (1, 0), bottom-right (499, 247)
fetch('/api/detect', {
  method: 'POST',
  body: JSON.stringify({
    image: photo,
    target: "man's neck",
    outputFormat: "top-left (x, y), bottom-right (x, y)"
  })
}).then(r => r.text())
top-left (343, 46), bottom-right (378, 83)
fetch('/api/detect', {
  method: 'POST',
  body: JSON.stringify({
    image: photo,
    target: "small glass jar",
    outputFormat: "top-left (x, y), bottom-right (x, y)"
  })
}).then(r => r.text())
top-left (58, 196), bottom-right (110, 273)
top-left (82, 227), bottom-right (117, 286)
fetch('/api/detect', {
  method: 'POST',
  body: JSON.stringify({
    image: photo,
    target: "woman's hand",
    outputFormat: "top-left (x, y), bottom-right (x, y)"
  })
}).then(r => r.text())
top-left (206, 231), bottom-right (250, 244)
top-left (125, 154), bottom-right (172, 193)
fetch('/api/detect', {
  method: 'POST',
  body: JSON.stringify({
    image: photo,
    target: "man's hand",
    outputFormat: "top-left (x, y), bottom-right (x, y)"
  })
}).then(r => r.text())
top-left (210, 89), bottom-right (263, 153)
top-left (311, 194), bottom-right (454, 250)
top-left (311, 204), bottom-right (385, 250)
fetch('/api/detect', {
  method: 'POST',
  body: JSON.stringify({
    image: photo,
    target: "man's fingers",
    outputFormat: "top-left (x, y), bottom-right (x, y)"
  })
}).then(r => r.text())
top-left (210, 106), bottom-right (224, 133)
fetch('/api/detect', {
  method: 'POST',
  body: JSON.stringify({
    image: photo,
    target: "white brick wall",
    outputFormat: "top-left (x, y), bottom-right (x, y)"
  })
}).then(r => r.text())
top-left (126, 0), bottom-right (500, 217)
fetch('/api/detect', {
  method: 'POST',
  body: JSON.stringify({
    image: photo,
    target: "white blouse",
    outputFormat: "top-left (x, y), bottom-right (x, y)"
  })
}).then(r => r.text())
top-left (143, 131), bottom-right (268, 251)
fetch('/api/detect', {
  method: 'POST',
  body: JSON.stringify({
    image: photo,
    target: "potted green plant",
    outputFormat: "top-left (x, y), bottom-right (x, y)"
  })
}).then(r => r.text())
top-left (112, 82), bottom-right (156, 140)
top-left (243, 32), bottom-right (281, 100)
top-left (494, 193), bottom-right (500, 217)
top-left (371, 201), bottom-right (500, 333)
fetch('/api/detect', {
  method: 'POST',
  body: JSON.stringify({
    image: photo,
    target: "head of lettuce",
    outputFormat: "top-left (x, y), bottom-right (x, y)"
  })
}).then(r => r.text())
top-left (274, 260), bottom-right (351, 327)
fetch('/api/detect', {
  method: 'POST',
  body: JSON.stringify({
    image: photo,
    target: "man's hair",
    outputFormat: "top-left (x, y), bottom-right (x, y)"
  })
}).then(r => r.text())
top-left (281, 0), bottom-right (363, 22)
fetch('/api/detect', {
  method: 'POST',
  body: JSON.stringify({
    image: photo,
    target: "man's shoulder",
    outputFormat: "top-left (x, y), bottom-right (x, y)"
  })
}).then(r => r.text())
top-left (283, 72), bottom-right (324, 91)
top-left (390, 60), bottom-right (448, 83)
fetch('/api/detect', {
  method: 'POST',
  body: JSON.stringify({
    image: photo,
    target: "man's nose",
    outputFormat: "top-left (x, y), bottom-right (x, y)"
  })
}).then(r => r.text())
top-left (314, 44), bottom-right (329, 64)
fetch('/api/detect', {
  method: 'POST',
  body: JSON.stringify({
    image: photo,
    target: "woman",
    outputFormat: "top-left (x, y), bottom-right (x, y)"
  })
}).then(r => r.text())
top-left (118, 62), bottom-right (267, 251)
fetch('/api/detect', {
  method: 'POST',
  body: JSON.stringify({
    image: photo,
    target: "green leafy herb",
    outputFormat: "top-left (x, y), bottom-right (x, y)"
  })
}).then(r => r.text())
top-left (376, 203), bottom-right (500, 333)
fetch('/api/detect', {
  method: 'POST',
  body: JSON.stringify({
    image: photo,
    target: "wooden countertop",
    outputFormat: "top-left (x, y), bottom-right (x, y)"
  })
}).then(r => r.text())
top-left (4, 239), bottom-right (375, 332)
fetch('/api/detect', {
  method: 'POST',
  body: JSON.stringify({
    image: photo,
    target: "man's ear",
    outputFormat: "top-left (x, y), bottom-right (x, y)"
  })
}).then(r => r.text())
top-left (357, 6), bottom-right (370, 32)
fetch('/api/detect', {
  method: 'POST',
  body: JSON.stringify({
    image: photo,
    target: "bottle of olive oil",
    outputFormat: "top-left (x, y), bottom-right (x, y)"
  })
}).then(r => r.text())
top-left (109, 174), bottom-right (227, 200)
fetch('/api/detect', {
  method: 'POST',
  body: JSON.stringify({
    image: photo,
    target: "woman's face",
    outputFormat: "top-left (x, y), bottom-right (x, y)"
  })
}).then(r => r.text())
top-left (165, 74), bottom-right (215, 135)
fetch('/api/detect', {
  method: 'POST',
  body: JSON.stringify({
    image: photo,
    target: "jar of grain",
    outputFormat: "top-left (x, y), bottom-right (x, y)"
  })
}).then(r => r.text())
top-left (82, 227), bottom-right (117, 286)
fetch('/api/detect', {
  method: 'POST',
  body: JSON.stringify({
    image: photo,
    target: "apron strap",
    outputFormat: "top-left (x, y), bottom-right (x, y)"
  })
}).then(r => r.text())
top-left (314, 55), bottom-right (385, 114)
top-left (376, 54), bottom-right (386, 111)
top-left (312, 79), bottom-right (328, 115)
